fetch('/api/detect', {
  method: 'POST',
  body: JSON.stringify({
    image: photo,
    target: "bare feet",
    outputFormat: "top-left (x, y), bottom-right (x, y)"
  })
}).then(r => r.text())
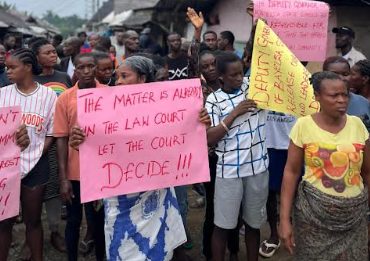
top-left (21, 242), bottom-right (31, 261)
top-left (50, 232), bottom-right (67, 253)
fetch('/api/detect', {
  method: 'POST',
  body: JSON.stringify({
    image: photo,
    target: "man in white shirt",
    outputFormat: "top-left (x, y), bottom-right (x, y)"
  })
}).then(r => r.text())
top-left (60, 37), bottom-right (82, 78)
top-left (114, 32), bottom-right (126, 65)
top-left (332, 26), bottom-right (366, 67)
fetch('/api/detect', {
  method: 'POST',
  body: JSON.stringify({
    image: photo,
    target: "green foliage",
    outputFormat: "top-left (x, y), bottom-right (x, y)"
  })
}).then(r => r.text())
top-left (0, 1), bottom-right (15, 11)
top-left (43, 10), bottom-right (86, 38)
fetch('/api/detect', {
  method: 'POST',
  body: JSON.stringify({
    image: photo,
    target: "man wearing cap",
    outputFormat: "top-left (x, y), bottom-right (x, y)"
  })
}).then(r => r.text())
top-left (332, 26), bottom-right (366, 67)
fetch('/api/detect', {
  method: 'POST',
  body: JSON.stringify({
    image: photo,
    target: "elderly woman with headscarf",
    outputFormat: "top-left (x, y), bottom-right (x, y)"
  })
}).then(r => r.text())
top-left (69, 56), bottom-right (210, 261)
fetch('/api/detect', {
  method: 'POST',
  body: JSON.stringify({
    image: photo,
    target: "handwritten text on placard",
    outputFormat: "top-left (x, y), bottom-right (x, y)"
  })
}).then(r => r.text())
top-left (249, 20), bottom-right (320, 117)
top-left (0, 106), bottom-right (21, 221)
top-left (77, 79), bottom-right (210, 203)
top-left (254, 0), bottom-right (329, 61)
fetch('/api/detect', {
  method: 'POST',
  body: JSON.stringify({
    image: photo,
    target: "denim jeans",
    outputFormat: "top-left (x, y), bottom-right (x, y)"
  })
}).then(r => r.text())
top-left (65, 181), bottom-right (83, 261)
top-left (174, 186), bottom-right (188, 227)
top-left (65, 181), bottom-right (105, 261)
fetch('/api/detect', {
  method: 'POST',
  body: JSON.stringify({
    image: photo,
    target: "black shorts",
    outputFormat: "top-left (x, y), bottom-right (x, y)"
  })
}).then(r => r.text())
top-left (21, 154), bottom-right (50, 189)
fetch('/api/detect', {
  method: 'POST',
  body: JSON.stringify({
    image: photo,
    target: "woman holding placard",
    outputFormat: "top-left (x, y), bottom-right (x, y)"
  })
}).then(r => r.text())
top-left (69, 55), bottom-right (211, 261)
top-left (279, 71), bottom-right (370, 260)
top-left (0, 48), bottom-right (57, 261)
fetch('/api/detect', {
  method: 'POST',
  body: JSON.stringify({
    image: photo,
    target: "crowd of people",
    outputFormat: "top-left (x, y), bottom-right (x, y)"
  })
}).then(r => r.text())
top-left (1, 4), bottom-right (370, 261)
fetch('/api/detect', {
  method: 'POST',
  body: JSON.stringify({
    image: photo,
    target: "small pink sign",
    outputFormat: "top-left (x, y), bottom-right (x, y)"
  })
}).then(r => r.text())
top-left (0, 106), bottom-right (21, 221)
top-left (254, 0), bottom-right (330, 61)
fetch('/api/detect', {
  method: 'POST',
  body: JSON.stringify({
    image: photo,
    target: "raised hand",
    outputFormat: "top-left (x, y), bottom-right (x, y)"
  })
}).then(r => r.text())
top-left (247, 2), bottom-right (254, 16)
top-left (187, 7), bottom-right (204, 30)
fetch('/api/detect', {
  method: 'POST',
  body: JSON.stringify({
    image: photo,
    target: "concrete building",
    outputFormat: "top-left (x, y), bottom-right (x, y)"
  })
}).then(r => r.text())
top-left (87, 0), bottom-right (369, 60)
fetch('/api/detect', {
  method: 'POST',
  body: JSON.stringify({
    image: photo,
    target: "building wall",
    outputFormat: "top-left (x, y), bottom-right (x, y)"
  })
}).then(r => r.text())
top-left (307, 6), bottom-right (369, 73)
top-left (335, 6), bottom-right (370, 59)
top-left (207, 0), bottom-right (253, 51)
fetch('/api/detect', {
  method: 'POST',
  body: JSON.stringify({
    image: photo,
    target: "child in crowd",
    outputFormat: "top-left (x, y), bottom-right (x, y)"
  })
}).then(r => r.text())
top-left (206, 52), bottom-right (269, 261)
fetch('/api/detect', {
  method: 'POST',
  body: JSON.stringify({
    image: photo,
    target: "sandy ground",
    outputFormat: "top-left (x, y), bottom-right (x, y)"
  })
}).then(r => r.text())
top-left (9, 189), bottom-right (292, 261)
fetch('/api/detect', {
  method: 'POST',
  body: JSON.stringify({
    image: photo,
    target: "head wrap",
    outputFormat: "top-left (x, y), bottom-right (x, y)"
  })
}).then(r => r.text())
top-left (122, 56), bottom-right (156, 83)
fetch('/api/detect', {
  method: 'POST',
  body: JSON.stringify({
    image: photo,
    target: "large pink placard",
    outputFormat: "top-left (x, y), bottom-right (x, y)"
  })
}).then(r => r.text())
top-left (0, 106), bottom-right (21, 221)
top-left (254, 0), bottom-right (329, 61)
top-left (77, 79), bottom-right (210, 203)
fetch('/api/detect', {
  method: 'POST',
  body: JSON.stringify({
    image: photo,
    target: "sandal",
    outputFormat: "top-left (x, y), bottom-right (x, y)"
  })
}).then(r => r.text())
top-left (259, 239), bottom-right (281, 258)
top-left (79, 239), bottom-right (94, 255)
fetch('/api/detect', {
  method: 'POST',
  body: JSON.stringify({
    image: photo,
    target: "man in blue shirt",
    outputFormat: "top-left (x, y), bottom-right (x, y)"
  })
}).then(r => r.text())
top-left (323, 56), bottom-right (370, 119)
top-left (217, 31), bottom-right (243, 58)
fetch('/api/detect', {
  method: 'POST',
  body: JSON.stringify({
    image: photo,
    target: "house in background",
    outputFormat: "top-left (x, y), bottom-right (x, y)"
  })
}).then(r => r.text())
top-left (88, 0), bottom-right (370, 60)
top-left (86, 0), bottom-right (114, 32)
top-left (0, 8), bottom-right (61, 48)
top-left (326, 0), bottom-right (370, 59)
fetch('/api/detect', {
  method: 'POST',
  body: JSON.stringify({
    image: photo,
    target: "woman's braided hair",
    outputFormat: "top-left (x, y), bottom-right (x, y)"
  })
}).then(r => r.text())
top-left (11, 48), bottom-right (43, 75)
top-left (354, 59), bottom-right (370, 78)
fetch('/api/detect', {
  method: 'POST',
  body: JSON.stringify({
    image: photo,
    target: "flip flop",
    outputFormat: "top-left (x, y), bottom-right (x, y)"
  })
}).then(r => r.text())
top-left (259, 240), bottom-right (281, 258)
top-left (79, 239), bottom-right (94, 255)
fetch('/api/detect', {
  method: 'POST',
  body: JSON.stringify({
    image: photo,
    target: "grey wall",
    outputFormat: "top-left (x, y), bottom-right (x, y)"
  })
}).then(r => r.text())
top-left (336, 6), bottom-right (370, 59)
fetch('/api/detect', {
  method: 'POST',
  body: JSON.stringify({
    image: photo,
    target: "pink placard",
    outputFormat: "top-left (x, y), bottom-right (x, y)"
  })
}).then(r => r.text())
top-left (0, 106), bottom-right (21, 221)
top-left (77, 79), bottom-right (210, 203)
top-left (254, 0), bottom-right (329, 61)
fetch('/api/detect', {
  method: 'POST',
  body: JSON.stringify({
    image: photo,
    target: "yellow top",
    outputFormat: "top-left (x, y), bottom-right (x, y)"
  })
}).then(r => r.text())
top-left (290, 115), bottom-right (369, 197)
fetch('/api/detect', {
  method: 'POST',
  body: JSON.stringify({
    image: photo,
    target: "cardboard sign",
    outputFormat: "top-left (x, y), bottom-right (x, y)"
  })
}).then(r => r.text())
top-left (0, 106), bottom-right (21, 221)
top-left (249, 20), bottom-right (320, 117)
top-left (77, 79), bottom-right (210, 203)
top-left (254, 0), bottom-right (329, 61)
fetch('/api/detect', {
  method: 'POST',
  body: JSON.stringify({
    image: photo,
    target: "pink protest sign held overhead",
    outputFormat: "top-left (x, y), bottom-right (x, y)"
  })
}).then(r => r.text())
top-left (254, 0), bottom-right (329, 61)
top-left (77, 79), bottom-right (210, 203)
top-left (0, 106), bottom-right (21, 221)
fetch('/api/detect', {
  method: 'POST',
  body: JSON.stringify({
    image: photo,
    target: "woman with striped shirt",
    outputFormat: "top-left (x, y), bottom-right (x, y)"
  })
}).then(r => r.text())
top-left (0, 48), bottom-right (57, 261)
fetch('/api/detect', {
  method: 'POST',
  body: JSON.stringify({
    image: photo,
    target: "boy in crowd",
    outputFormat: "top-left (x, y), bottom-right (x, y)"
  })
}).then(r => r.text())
top-left (206, 52), bottom-right (269, 261)
top-left (54, 53), bottom-right (105, 261)
top-left (94, 51), bottom-right (115, 86)
top-left (200, 50), bottom-right (240, 261)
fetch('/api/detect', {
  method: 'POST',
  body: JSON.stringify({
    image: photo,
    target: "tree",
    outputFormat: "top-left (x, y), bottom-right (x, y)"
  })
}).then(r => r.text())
top-left (0, 1), bottom-right (14, 11)
top-left (43, 10), bottom-right (86, 38)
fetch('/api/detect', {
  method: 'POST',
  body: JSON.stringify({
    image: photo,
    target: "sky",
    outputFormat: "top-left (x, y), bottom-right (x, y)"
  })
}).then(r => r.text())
top-left (3, 0), bottom-right (108, 18)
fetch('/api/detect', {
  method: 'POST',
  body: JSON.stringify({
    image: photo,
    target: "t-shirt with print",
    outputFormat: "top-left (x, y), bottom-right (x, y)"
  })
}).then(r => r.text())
top-left (53, 80), bottom-right (105, 181)
top-left (205, 77), bottom-right (268, 179)
top-left (34, 70), bottom-right (72, 91)
top-left (166, 53), bottom-right (188, 81)
top-left (0, 83), bottom-right (57, 177)
top-left (266, 111), bottom-right (297, 150)
top-left (290, 115), bottom-right (369, 197)
top-left (34, 70), bottom-right (72, 199)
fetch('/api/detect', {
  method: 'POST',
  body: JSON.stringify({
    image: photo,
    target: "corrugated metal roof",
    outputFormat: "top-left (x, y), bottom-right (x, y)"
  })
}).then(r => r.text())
top-left (109, 10), bottom-right (133, 26)
top-left (0, 8), bottom-right (30, 29)
top-left (87, 0), bottom-right (115, 25)
top-left (154, 0), bottom-right (218, 10)
top-left (114, 0), bottom-right (160, 13)
top-left (122, 10), bottom-right (153, 26)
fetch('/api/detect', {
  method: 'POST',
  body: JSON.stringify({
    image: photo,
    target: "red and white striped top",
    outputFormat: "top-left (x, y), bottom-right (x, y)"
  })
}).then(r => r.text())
top-left (0, 83), bottom-right (57, 177)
